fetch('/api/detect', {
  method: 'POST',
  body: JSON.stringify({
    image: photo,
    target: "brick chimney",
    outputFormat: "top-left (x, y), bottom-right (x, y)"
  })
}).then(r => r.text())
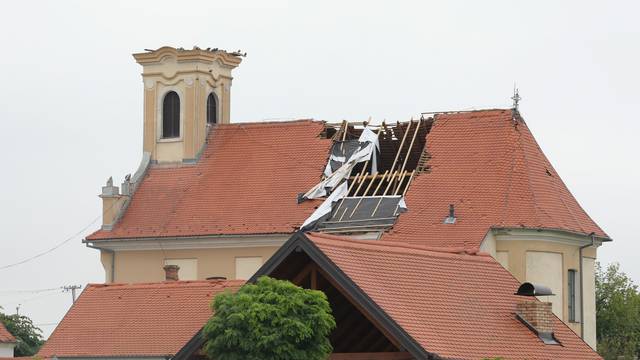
top-left (163, 265), bottom-right (180, 281)
top-left (516, 300), bottom-right (553, 334)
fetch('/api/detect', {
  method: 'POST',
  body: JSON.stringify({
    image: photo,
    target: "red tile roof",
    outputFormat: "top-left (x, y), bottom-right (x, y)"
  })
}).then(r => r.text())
top-left (384, 109), bottom-right (608, 248)
top-left (0, 322), bottom-right (15, 343)
top-left (38, 280), bottom-right (243, 358)
top-left (87, 120), bottom-right (330, 240)
top-left (306, 232), bottom-right (601, 359)
top-left (87, 110), bottom-right (608, 249)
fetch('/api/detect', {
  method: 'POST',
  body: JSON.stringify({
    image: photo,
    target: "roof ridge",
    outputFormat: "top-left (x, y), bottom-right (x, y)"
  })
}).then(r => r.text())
top-left (306, 232), bottom-right (494, 262)
top-left (212, 118), bottom-right (321, 129)
top-left (86, 279), bottom-right (245, 290)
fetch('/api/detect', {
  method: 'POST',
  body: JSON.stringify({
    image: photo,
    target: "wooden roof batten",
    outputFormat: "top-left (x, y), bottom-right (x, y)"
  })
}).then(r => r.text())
top-left (310, 118), bottom-right (430, 234)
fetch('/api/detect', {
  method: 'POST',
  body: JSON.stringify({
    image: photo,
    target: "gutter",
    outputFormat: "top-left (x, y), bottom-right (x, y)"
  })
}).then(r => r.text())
top-left (579, 232), bottom-right (596, 338)
top-left (85, 243), bottom-right (115, 283)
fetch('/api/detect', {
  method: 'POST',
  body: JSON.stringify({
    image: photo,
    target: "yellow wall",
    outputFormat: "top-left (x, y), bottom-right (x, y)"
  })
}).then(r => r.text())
top-left (134, 47), bottom-right (240, 164)
top-left (494, 237), bottom-right (597, 348)
top-left (100, 246), bottom-right (279, 284)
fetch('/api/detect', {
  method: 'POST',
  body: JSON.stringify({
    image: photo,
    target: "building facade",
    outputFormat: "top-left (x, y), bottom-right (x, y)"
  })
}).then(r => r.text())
top-left (84, 46), bottom-right (609, 349)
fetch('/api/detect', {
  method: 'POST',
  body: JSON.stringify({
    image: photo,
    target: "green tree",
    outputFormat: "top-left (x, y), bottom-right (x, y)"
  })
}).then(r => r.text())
top-left (596, 262), bottom-right (640, 359)
top-left (0, 311), bottom-right (45, 356)
top-left (204, 276), bottom-right (336, 360)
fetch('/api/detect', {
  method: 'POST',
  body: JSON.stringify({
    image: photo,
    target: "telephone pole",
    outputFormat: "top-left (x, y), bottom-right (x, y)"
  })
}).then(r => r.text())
top-left (63, 285), bottom-right (82, 304)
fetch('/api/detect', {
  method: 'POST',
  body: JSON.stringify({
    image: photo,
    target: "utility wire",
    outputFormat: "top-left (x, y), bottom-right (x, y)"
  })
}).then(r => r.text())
top-left (0, 287), bottom-right (61, 294)
top-left (0, 197), bottom-right (123, 271)
top-left (0, 214), bottom-right (101, 271)
top-left (1, 290), bottom-right (64, 309)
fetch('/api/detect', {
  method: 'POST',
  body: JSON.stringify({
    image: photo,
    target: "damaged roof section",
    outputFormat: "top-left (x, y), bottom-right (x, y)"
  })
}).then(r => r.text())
top-left (301, 118), bottom-right (433, 235)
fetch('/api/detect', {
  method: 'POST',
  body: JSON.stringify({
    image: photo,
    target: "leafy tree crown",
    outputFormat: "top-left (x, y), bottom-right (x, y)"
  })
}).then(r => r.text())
top-left (204, 276), bottom-right (336, 360)
top-left (0, 311), bottom-right (44, 356)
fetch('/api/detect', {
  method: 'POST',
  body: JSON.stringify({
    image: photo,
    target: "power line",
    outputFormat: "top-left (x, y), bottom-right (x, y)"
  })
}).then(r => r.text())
top-left (0, 287), bottom-right (61, 295)
top-left (0, 210), bottom-right (107, 271)
top-left (0, 183), bottom-right (128, 271)
top-left (1, 290), bottom-right (64, 310)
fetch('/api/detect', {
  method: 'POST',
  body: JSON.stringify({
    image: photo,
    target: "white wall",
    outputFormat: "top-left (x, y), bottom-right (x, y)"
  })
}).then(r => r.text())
top-left (496, 251), bottom-right (509, 270)
top-left (582, 257), bottom-right (597, 349)
top-left (235, 257), bottom-right (263, 280)
top-left (164, 258), bottom-right (198, 280)
top-left (526, 251), bottom-right (563, 318)
top-left (0, 343), bottom-right (15, 357)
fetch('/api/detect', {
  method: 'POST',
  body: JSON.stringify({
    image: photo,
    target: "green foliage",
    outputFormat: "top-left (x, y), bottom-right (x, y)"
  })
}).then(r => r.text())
top-left (0, 311), bottom-right (45, 356)
top-left (596, 262), bottom-right (640, 360)
top-left (204, 276), bottom-right (336, 360)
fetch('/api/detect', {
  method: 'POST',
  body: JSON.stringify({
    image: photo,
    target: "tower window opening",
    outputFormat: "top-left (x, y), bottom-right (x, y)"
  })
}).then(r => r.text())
top-left (207, 93), bottom-right (218, 125)
top-left (162, 91), bottom-right (180, 138)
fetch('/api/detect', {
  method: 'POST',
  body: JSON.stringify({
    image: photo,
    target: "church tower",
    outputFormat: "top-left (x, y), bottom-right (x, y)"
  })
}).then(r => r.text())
top-left (133, 46), bottom-right (243, 164)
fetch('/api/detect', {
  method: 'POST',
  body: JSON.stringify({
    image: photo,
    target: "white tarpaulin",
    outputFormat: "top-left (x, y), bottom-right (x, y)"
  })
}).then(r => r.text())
top-left (301, 181), bottom-right (349, 229)
top-left (358, 127), bottom-right (380, 174)
top-left (304, 126), bottom-right (380, 200)
top-left (323, 154), bottom-right (346, 177)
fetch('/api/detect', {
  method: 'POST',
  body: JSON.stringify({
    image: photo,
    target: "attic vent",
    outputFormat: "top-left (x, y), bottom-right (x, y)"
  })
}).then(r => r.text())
top-left (443, 204), bottom-right (456, 224)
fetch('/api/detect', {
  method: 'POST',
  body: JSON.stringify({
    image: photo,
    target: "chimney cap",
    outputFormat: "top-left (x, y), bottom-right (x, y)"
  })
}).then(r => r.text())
top-left (515, 282), bottom-right (554, 297)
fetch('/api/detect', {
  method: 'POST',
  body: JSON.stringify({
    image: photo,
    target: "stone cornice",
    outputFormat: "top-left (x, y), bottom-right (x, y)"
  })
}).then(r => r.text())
top-left (140, 69), bottom-right (232, 83)
top-left (133, 46), bottom-right (242, 68)
top-left (84, 234), bottom-right (289, 251)
top-left (491, 227), bottom-right (606, 247)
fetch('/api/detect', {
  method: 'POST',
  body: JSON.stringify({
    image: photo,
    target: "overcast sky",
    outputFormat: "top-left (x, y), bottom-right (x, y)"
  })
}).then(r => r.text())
top-left (0, 0), bottom-right (638, 338)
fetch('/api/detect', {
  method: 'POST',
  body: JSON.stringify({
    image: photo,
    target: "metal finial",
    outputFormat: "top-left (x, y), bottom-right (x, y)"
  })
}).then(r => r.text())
top-left (511, 85), bottom-right (521, 110)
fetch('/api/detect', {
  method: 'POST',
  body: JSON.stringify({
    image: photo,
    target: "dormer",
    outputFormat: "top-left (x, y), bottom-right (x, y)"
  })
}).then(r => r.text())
top-left (133, 46), bottom-right (243, 164)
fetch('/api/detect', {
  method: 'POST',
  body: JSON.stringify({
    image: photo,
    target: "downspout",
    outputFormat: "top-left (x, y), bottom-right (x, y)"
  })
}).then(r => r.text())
top-left (85, 243), bottom-right (115, 283)
top-left (579, 232), bottom-right (596, 339)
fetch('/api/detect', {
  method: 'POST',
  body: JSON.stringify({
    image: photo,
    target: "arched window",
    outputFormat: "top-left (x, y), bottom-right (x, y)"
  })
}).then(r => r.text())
top-left (206, 93), bottom-right (217, 124)
top-left (162, 91), bottom-right (180, 138)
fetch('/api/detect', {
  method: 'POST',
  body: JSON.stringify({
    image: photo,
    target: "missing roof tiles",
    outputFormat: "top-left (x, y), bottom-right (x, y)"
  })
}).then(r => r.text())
top-left (301, 118), bottom-right (432, 235)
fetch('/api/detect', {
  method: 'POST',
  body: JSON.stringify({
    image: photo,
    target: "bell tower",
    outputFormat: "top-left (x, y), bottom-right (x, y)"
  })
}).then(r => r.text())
top-left (133, 46), bottom-right (243, 164)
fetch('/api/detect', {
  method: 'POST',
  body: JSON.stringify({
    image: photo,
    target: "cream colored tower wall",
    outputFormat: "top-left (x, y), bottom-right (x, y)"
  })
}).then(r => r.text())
top-left (494, 231), bottom-right (598, 341)
top-left (101, 246), bottom-right (279, 284)
top-left (582, 257), bottom-right (597, 349)
top-left (134, 47), bottom-right (241, 163)
top-left (526, 251), bottom-right (563, 317)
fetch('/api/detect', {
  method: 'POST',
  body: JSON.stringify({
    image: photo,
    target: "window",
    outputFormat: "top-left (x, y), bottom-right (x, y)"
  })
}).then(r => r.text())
top-left (162, 91), bottom-right (180, 138)
top-left (235, 257), bottom-right (262, 280)
top-left (568, 269), bottom-right (577, 322)
top-left (206, 93), bottom-right (217, 124)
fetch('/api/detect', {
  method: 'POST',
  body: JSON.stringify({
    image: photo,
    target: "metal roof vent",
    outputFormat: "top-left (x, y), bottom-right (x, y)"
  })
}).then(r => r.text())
top-left (443, 204), bottom-right (456, 224)
top-left (515, 282), bottom-right (554, 297)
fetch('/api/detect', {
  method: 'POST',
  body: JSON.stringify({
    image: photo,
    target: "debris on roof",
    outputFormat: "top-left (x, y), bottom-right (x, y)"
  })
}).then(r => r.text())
top-left (85, 109), bottom-right (609, 249)
top-left (301, 118), bottom-right (432, 234)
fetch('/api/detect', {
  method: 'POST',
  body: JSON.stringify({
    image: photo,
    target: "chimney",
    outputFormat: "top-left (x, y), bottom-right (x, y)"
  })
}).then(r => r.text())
top-left (514, 282), bottom-right (558, 344)
top-left (516, 300), bottom-right (554, 334)
top-left (163, 265), bottom-right (180, 281)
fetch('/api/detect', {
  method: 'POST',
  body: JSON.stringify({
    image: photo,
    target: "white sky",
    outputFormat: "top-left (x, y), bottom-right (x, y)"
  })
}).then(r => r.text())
top-left (0, 0), bottom-right (638, 339)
